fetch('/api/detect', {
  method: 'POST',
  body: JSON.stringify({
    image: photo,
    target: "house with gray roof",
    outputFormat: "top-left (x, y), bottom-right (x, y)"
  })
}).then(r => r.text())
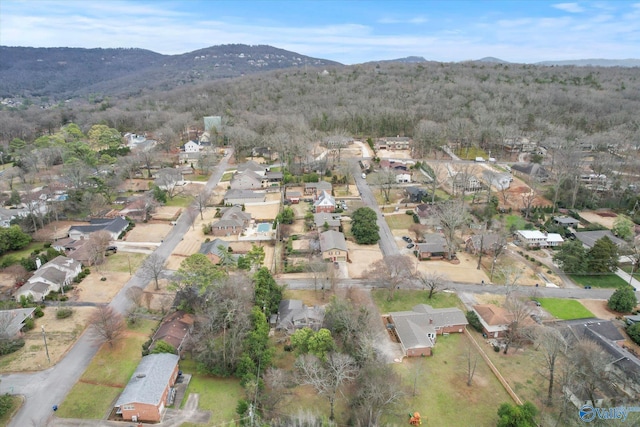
top-left (223, 189), bottom-right (266, 205)
top-left (388, 304), bottom-right (467, 357)
top-left (68, 216), bottom-right (129, 240)
top-left (314, 213), bottom-right (341, 232)
top-left (114, 353), bottom-right (180, 423)
top-left (274, 299), bottom-right (325, 333)
top-left (319, 230), bottom-right (349, 262)
top-left (14, 256), bottom-right (82, 301)
top-left (304, 181), bottom-right (332, 196)
top-left (553, 216), bottom-right (580, 228)
top-left (574, 230), bottom-right (627, 249)
top-left (465, 233), bottom-right (504, 255)
top-left (199, 238), bottom-right (240, 265)
top-left (0, 308), bottom-right (36, 339)
top-left (210, 206), bottom-right (252, 237)
top-left (230, 170), bottom-right (265, 190)
top-left (416, 234), bottom-right (449, 260)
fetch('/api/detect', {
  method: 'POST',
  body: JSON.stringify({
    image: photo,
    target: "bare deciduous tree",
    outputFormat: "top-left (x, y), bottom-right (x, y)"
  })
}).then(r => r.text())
top-left (86, 230), bottom-right (112, 270)
top-left (89, 305), bottom-right (125, 348)
top-left (533, 326), bottom-right (567, 405)
top-left (194, 189), bottom-right (211, 220)
top-left (352, 360), bottom-right (405, 426)
top-left (295, 352), bottom-right (358, 421)
top-left (372, 168), bottom-right (397, 204)
top-left (416, 271), bottom-right (448, 299)
top-left (465, 341), bottom-right (479, 386)
top-left (364, 255), bottom-right (415, 300)
top-left (140, 253), bottom-right (166, 291)
top-left (435, 200), bottom-right (468, 260)
top-left (503, 295), bottom-right (533, 355)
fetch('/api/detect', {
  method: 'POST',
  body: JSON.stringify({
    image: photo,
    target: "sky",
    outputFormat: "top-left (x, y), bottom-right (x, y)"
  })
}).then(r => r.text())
top-left (1, 0), bottom-right (639, 64)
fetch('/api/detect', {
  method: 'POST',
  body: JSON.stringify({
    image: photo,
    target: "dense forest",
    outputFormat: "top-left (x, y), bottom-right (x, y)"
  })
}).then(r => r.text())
top-left (1, 58), bottom-right (639, 213)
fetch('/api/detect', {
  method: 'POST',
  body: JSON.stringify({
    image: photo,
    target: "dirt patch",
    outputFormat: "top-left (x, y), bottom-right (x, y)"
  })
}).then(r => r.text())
top-left (417, 256), bottom-right (489, 284)
top-left (580, 211), bottom-right (618, 229)
top-left (0, 306), bottom-right (95, 372)
top-left (244, 202), bottom-right (279, 221)
top-left (126, 222), bottom-right (173, 243)
top-left (578, 299), bottom-right (617, 320)
top-left (152, 206), bottom-right (183, 221)
top-left (33, 220), bottom-right (82, 241)
top-left (72, 271), bottom-right (131, 303)
top-left (346, 241), bottom-right (384, 278)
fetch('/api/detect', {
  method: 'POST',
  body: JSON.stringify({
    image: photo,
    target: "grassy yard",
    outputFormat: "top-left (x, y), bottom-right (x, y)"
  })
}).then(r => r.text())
top-left (504, 214), bottom-right (527, 231)
top-left (569, 273), bottom-right (630, 289)
top-left (537, 298), bottom-right (594, 320)
top-left (184, 174), bottom-right (210, 182)
top-left (57, 319), bottom-right (157, 419)
top-left (384, 214), bottom-right (415, 230)
top-left (165, 194), bottom-right (194, 207)
top-left (0, 241), bottom-right (46, 265)
top-left (620, 265), bottom-right (640, 279)
top-left (0, 395), bottom-right (23, 426)
top-left (220, 172), bottom-right (233, 182)
top-left (103, 252), bottom-right (146, 274)
top-left (372, 289), bottom-right (463, 313)
top-left (177, 358), bottom-right (244, 426)
top-left (393, 333), bottom-right (509, 426)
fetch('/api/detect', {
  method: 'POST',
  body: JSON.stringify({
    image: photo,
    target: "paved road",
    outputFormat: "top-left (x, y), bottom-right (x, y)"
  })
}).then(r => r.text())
top-left (0, 150), bottom-right (233, 427)
top-left (282, 277), bottom-right (624, 301)
top-left (352, 160), bottom-right (399, 258)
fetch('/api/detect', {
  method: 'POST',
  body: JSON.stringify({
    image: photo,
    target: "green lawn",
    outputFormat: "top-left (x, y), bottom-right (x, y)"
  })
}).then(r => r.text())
top-left (621, 265), bottom-right (640, 279)
top-left (384, 214), bottom-right (415, 230)
top-left (372, 289), bottom-right (463, 313)
top-left (0, 241), bottom-right (46, 266)
top-left (184, 173), bottom-right (210, 182)
top-left (455, 146), bottom-right (488, 160)
top-left (178, 358), bottom-right (244, 426)
top-left (220, 172), bottom-right (233, 182)
top-left (58, 319), bottom-right (157, 419)
top-left (537, 298), bottom-right (594, 320)
top-left (0, 395), bottom-right (22, 425)
top-left (569, 274), bottom-right (630, 289)
top-left (505, 215), bottom-right (527, 231)
top-left (165, 194), bottom-right (194, 207)
top-left (393, 333), bottom-right (509, 426)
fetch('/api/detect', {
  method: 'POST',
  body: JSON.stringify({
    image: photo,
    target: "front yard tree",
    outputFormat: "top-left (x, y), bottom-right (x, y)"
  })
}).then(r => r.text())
top-left (253, 267), bottom-right (284, 315)
top-left (89, 306), bottom-right (125, 348)
top-left (503, 296), bottom-right (533, 354)
top-left (612, 216), bottom-right (634, 240)
top-left (552, 240), bottom-right (587, 274)
top-left (435, 200), bottom-right (468, 260)
top-left (365, 255), bottom-right (415, 301)
top-left (534, 326), bottom-right (567, 405)
top-left (373, 168), bottom-right (397, 204)
top-left (416, 271), bottom-right (448, 299)
top-left (607, 285), bottom-right (638, 313)
top-left (350, 207), bottom-right (379, 244)
top-left (174, 253), bottom-right (226, 294)
top-left (276, 207), bottom-right (295, 225)
top-left (295, 352), bottom-right (358, 421)
top-left (86, 230), bottom-right (112, 270)
top-left (565, 338), bottom-right (614, 410)
top-left (140, 253), bottom-right (166, 290)
top-left (587, 236), bottom-right (619, 273)
top-left (194, 189), bottom-right (211, 220)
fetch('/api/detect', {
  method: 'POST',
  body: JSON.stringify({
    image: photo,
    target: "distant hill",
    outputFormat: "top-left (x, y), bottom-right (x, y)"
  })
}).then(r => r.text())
top-left (476, 57), bottom-right (510, 64)
top-left (386, 56), bottom-right (427, 63)
top-left (535, 58), bottom-right (640, 67)
top-left (0, 44), bottom-right (342, 99)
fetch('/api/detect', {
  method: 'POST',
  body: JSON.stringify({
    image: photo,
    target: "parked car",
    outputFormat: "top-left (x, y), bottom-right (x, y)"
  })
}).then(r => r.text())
top-left (407, 243), bottom-right (415, 249)
top-left (402, 236), bottom-right (411, 242)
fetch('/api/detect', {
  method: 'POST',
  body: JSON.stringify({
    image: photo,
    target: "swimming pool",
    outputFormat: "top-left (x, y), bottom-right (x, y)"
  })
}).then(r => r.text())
top-left (257, 222), bottom-right (272, 233)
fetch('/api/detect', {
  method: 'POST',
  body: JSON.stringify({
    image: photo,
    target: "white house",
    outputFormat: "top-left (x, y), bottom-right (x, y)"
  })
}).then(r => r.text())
top-left (183, 140), bottom-right (201, 153)
top-left (15, 256), bottom-right (82, 301)
top-left (395, 172), bottom-right (412, 183)
top-left (515, 230), bottom-right (564, 248)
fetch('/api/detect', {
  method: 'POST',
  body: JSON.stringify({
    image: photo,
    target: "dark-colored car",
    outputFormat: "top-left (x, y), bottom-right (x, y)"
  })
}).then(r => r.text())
top-left (407, 243), bottom-right (415, 249)
top-left (402, 236), bottom-right (412, 242)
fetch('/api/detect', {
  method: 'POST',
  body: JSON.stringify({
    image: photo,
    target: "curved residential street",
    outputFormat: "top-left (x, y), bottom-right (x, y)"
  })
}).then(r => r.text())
top-left (0, 150), bottom-right (232, 427)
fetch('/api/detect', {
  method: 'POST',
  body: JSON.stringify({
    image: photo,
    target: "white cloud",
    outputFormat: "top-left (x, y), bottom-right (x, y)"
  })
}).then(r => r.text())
top-left (552, 3), bottom-right (585, 13)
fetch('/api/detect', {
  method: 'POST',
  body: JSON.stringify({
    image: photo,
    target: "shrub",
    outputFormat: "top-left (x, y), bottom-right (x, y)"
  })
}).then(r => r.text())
top-left (0, 393), bottom-right (13, 417)
top-left (466, 311), bottom-right (483, 332)
top-left (34, 306), bottom-right (44, 318)
top-left (56, 307), bottom-right (73, 319)
top-left (0, 338), bottom-right (25, 356)
top-left (493, 345), bottom-right (500, 352)
top-left (22, 317), bottom-right (34, 331)
top-left (405, 210), bottom-right (414, 215)
top-left (627, 323), bottom-right (640, 345)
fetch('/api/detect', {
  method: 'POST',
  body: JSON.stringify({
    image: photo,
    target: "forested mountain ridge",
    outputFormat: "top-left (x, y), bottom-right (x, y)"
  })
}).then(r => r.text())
top-left (0, 44), bottom-right (342, 99)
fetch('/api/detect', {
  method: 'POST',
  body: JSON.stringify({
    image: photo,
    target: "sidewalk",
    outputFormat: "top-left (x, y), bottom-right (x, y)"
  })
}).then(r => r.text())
top-left (616, 268), bottom-right (640, 289)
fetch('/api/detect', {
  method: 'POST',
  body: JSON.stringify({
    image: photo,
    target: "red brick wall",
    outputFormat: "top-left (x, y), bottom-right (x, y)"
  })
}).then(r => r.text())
top-left (439, 325), bottom-right (465, 334)
top-left (406, 347), bottom-right (432, 357)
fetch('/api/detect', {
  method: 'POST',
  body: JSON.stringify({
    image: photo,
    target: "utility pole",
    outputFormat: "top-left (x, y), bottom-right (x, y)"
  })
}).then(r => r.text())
top-left (41, 325), bottom-right (50, 364)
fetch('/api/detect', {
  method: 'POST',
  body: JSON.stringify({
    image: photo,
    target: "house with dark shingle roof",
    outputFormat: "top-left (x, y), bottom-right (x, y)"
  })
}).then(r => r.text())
top-left (0, 308), bottom-right (36, 339)
top-left (210, 206), bottom-right (252, 237)
top-left (223, 189), bottom-right (266, 205)
top-left (574, 230), bottom-right (627, 249)
top-left (319, 230), bottom-right (349, 262)
top-left (314, 213), bottom-right (341, 232)
top-left (198, 238), bottom-right (240, 265)
top-left (114, 353), bottom-right (180, 423)
top-left (68, 216), bottom-right (129, 240)
top-left (387, 304), bottom-right (467, 357)
top-left (416, 234), bottom-right (449, 260)
top-left (274, 299), bottom-right (325, 333)
top-left (150, 311), bottom-right (195, 354)
top-left (465, 233), bottom-right (504, 255)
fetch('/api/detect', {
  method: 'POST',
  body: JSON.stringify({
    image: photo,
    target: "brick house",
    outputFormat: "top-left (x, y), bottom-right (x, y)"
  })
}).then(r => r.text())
top-left (319, 230), bottom-right (349, 262)
top-left (313, 190), bottom-right (336, 213)
top-left (150, 311), bottom-right (195, 354)
top-left (416, 234), bottom-right (449, 260)
top-left (387, 304), bottom-right (467, 357)
top-left (210, 206), bottom-right (252, 237)
top-left (114, 353), bottom-right (180, 423)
